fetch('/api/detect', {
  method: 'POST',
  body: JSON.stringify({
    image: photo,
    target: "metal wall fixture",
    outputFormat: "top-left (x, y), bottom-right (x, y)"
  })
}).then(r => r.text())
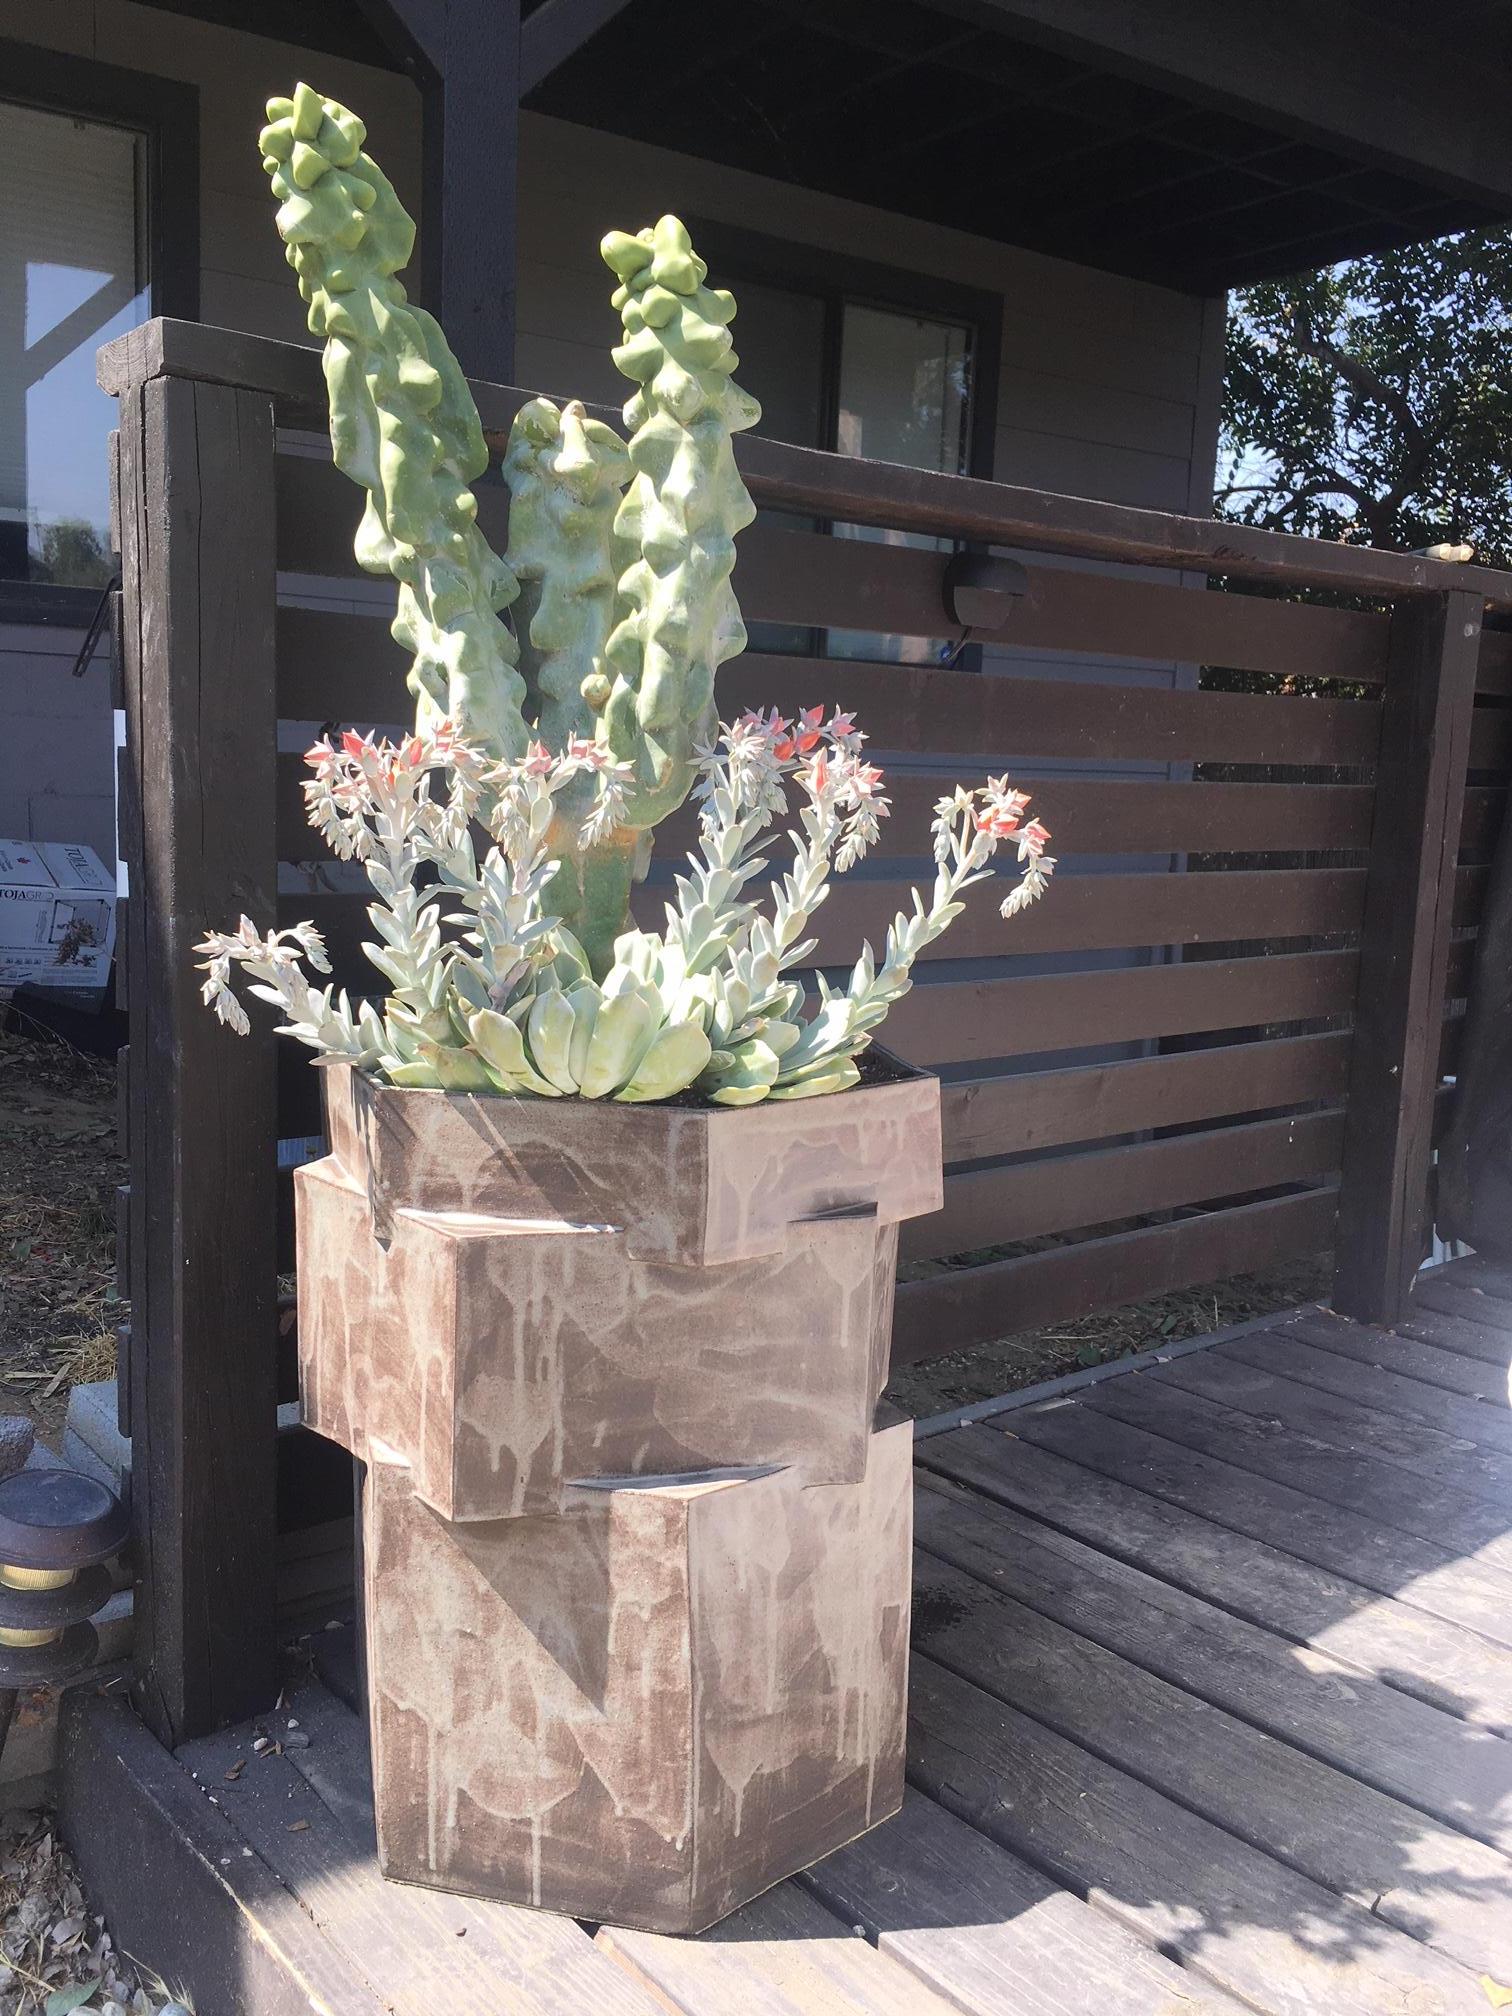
top-left (0, 1469), bottom-right (128, 1757)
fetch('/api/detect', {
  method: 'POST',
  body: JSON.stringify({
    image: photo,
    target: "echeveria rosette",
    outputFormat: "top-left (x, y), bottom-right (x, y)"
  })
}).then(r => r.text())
top-left (259, 83), bottom-right (527, 758)
top-left (195, 713), bottom-right (1053, 1102)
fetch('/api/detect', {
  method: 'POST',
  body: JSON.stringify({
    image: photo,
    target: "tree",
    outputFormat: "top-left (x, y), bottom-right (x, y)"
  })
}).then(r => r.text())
top-left (1219, 230), bottom-right (1512, 562)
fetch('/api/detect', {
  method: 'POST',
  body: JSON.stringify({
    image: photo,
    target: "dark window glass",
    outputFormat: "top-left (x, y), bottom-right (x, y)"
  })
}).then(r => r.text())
top-left (0, 100), bottom-right (150, 586)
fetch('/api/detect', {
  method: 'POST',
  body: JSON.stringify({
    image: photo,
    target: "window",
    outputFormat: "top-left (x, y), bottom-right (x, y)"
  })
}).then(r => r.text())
top-left (0, 45), bottom-right (195, 614)
top-left (0, 100), bottom-right (150, 588)
top-left (712, 233), bottom-right (996, 665)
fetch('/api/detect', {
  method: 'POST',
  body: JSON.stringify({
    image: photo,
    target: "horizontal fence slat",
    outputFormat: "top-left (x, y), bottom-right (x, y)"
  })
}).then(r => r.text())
top-left (274, 464), bottom-right (1392, 689)
top-left (892, 933), bottom-right (1475, 1068)
top-left (274, 609), bottom-right (1384, 767)
top-left (888, 951), bottom-right (1358, 1066)
top-left (275, 744), bottom-right (1398, 861)
top-left (1478, 630), bottom-right (1512, 697)
top-left (905, 1108), bottom-right (1345, 1263)
top-left (103, 320), bottom-right (1512, 608)
top-left (940, 1031), bottom-right (1353, 1162)
top-left (891, 1188), bottom-right (1340, 1365)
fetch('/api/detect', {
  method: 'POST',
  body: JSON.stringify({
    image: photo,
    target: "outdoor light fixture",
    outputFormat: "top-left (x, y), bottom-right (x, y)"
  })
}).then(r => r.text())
top-left (942, 552), bottom-right (1029, 665)
top-left (0, 1468), bottom-right (127, 1761)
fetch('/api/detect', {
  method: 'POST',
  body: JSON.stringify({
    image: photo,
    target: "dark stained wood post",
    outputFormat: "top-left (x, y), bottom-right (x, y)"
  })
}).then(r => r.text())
top-left (422, 0), bottom-right (520, 383)
top-left (1333, 589), bottom-right (1483, 1326)
top-left (118, 371), bottom-right (280, 1742)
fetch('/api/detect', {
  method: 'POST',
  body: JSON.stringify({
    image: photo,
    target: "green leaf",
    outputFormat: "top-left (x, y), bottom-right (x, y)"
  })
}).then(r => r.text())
top-left (46, 1981), bottom-right (101, 2016)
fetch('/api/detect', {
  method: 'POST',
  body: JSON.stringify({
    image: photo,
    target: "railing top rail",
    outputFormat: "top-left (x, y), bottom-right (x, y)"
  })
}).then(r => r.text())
top-left (99, 317), bottom-right (1512, 611)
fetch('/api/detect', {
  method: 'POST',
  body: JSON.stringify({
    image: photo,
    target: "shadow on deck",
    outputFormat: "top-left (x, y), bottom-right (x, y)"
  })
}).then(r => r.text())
top-left (61, 1252), bottom-right (1512, 2014)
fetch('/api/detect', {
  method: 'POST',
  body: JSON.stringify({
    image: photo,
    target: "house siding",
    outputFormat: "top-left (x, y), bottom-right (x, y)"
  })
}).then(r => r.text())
top-left (0, 1), bottom-right (1224, 890)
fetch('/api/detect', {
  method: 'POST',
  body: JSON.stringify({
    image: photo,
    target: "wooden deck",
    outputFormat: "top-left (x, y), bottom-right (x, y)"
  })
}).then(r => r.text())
top-left (66, 1253), bottom-right (1512, 2013)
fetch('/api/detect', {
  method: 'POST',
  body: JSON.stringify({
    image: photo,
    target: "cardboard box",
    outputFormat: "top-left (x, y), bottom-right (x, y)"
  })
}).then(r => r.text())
top-left (0, 841), bottom-right (116, 992)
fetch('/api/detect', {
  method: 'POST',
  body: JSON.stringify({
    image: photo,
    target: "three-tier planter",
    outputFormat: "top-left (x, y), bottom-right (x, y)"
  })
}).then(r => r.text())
top-left (296, 1056), bottom-right (941, 1932)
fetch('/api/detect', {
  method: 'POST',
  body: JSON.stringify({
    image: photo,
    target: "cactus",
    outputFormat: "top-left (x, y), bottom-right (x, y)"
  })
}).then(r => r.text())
top-left (258, 85), bottom-right (759, 974)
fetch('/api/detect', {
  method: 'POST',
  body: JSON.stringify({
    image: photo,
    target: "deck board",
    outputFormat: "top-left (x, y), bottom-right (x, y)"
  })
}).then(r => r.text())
top-left (1078, 1354), bottom-right (1512, 1570)
top-left (1147, 1346), bottom-right (1512, 1502)
top-left (118, 1257), bottom-right (1512, 2015)
top-left (1227, 1324), bottom-right (1512, 1449)
top-left (1278, 1310), bottom-right (1512, 1410)
top-left (909, 1486), bottom-right (1512, 1923)
top-left (916, 1420), bottom-right (1512, 1732)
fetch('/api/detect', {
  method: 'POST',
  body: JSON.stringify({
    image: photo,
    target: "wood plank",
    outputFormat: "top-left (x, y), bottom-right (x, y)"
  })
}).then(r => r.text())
top-left (801, 1787), bottom-right (1246, 2015)
top-left (891, 1189), bottom-right (1338, 1364)
top-left (102, 319), bottom-right (1512, 609)
top-left (887, 952), bottom-right (1360, 1068)
top-left (907, 1108), bottom-right (1344, 1262)
top-left (597, 1884), bottom-right (963, 2016)
top-left (1230, 1324), bottom-right (1512, 1450)
top-left (938, 1033), bottom-right (1354, 1162)
top-left (1080, 1364), bottom-right (1512, 1574)
top-left (1448, 1256), bottom-right (1512, 1304)
top-left (122, 374), bottom-right (280, 1742)
top-left (182, 1685), bottom-right (665, 2016)
top-left (1333, 590), bottom-right (1483, 1324)
top-left (908, 1656), bottom-right (1481, 2016)
top-left (1401, 1302), bottom-right (1512, 1368)
top-left (1414, 1272), bottom-right (1512, 1336)
top-left (273, 589), bottom-right (1389, 752)
top-left (59, 1693), bottom-right (387, 2016)
top-left (274, 738), bottom-right (1380, 872)
top-left (1285, 1308), bottom-right (1512, 1407)
top-left (1007, 1392), bottom-right (1512, 1650)
top-left (916, 1422), bottom-right (1512, 1734)
top-left (908, 1512), bottom-right (1512, 1965)
top-left (1150, 1348), bottom-right (1512, 1504)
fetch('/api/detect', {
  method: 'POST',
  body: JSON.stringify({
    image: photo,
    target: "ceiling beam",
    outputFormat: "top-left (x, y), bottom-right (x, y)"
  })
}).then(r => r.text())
top-left (521, 0), bottom-right (637, 96)
top-left (929, 0), bottom-right (1512, 209)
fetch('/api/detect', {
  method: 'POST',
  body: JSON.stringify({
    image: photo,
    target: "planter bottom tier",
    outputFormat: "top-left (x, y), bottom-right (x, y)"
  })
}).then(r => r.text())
top-left (362, 1421), bottom-right (912, 1934)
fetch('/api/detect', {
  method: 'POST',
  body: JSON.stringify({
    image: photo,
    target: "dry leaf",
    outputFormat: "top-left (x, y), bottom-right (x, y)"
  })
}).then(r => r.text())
top-left (222, 1762), bottom-right (244, 1783)
top-left (286, 1820), bottom-right (310, 1833)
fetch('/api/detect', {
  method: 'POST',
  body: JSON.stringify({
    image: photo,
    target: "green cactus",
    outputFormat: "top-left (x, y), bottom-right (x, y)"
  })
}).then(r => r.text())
top-left (260, 86), bottom-right (759, 974)
top-left (260, 84), bottom-right (526, 757)
top-left (599, 218), bottom-right (760, 828)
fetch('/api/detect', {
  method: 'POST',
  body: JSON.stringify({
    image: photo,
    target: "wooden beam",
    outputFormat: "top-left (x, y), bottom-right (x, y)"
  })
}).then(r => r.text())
top-left (521, 0), bottom-right (637, 95)
top-left (936, 0), bottom-right (1512, 211)
top-left (1333, 590), bottom-right (1483, 1326)
top-left (423, 0), bottom-right (519, 382)
top-left (95, 321), bottom-right (1512, 613)
top-left (119, 375), bottom-right (280, 1743)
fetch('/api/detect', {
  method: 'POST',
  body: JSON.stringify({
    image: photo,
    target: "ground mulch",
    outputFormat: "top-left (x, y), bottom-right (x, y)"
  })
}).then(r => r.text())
top-left (0, 1032), bottom-right (122, 1451)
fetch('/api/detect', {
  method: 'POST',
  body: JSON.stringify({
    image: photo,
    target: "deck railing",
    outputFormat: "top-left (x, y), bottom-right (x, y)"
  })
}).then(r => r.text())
top-left (100, 317), bottom-right (1512, 1740)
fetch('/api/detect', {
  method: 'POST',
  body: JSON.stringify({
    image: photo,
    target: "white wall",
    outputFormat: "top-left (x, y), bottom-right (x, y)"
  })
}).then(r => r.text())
top-left (0, 5), bottom-right (1224, 883)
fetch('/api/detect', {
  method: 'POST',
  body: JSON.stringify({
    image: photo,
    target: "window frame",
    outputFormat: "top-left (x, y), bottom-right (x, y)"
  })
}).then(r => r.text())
top-left (688, 218), bottom-right (1001, 667)
top-left (687, 218), bottom-right (1002, 479)
top-left (0, 39), bottom-right (199, 626)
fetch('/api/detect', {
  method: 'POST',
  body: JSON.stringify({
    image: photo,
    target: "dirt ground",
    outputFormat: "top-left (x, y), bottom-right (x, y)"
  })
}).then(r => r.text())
top-left (0, 1030), bottom-right (122, 1452)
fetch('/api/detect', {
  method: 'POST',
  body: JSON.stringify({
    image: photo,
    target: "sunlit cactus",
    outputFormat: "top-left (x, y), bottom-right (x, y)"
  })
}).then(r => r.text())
top-left (258, 84), bottom-right (759, 973)
top-left (598, 216), bottom-right (761, 828)
top-left (259, 83), bottom-right (526, 759)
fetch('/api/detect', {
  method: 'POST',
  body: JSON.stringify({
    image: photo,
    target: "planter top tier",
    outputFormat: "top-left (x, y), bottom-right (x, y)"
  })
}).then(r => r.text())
top-left (321, 1059), bottom-right (943, 1265)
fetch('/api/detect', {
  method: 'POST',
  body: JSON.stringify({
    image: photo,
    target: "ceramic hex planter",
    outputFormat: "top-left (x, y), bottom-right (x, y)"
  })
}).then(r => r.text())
top-left (294, 1058), bottom-right (941, 1929)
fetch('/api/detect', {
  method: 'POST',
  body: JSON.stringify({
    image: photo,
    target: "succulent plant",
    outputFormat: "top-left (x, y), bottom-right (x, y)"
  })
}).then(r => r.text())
top-left (258, 84), bottom-right (758, 975)
top-left (204, 85), bottom-right (1056, 1104)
